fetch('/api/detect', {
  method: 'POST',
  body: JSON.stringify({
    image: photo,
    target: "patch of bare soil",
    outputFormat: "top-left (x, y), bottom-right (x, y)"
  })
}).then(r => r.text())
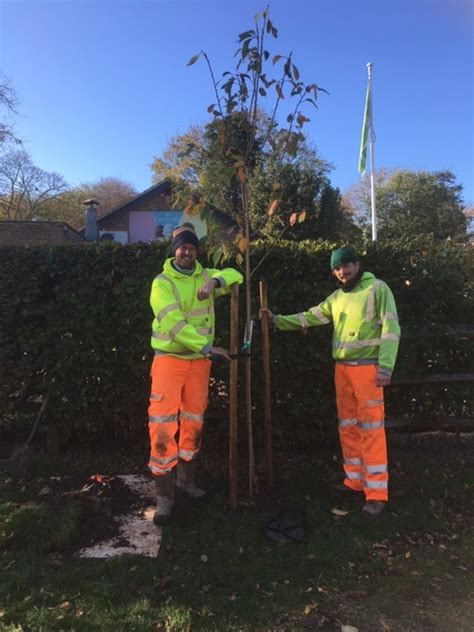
top-left (37, 474), bottom-right (149, 553)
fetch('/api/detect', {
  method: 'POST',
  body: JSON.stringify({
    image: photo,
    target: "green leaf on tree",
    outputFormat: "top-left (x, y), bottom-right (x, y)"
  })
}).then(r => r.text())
top-left (212, 246), bottom-right (223, 266)
top-left (187, 54), bottom-right (200, 66)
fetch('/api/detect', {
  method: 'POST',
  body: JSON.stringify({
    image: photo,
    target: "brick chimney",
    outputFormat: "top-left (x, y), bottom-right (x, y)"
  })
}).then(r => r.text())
top-left (83, 199), bottom-right (99, 242)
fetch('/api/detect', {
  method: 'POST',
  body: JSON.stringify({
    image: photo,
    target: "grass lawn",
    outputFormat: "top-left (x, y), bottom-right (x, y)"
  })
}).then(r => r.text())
top-left (0, 431), bottom-right (473, 631)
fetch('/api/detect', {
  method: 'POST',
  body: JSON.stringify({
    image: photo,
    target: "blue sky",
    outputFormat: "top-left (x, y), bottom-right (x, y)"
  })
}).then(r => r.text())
top-left (1, 0), bottom-right (473, 206)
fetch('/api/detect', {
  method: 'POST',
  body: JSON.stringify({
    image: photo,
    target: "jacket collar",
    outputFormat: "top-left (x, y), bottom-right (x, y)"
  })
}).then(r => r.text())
top-left (163, 257), bottom-right (203, 278)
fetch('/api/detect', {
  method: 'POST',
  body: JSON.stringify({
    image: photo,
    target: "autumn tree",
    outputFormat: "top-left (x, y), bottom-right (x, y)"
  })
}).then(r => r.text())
top-left (345, 169), bottom-right (467, 242)
top-left (0, 150), bottom-right (68, 221)
top-left (41, 177), bottom-right (138, 229)
top-left (0, 77), bottom-right (20, 149)
top-left (150, 126), bottom-right (204, 188)
top-left (376, 170), bottom-right (467, 241)
top-left (78, 177), bottom-right (137, 216)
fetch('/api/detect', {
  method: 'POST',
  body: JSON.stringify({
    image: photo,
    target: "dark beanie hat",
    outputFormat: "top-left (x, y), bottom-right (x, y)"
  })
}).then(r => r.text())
top-left (172, 224), bottom-right (199, 254)
top-left (330, 246), bottom-right (358, 270)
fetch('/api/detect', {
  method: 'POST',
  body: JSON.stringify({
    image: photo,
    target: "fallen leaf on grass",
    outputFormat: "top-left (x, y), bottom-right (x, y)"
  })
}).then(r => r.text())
top-left (341, 625), bottom-right (359, 632)
top-left (200, 555), bottom-right (208, 562)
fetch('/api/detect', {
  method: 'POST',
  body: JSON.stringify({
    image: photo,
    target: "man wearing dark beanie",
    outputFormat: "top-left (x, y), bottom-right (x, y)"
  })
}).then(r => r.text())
top-left (260, 246), bottom-right (400, 517)
top-left (147, 223), bottom-right (243, 525)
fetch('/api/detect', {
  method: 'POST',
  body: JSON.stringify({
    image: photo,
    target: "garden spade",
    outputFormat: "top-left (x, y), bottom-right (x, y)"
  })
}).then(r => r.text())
top-left (9, 390), bottom-right (50, 475)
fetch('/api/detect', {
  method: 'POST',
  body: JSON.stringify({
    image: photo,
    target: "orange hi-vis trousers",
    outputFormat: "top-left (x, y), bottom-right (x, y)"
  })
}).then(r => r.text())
top-left (148, 355), bottom-right (211, 477)
top-left (334, 363), bottom-right (388, 501)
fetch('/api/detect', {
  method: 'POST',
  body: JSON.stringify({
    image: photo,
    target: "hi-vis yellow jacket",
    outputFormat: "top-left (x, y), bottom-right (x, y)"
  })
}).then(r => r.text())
top-left (150, 258), bottom-right (243, 359)
top-left (274, 272), bottom-right (401, 376)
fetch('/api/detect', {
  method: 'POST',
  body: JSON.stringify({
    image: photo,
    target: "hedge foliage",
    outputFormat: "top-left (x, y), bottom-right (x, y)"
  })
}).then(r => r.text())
top-left (0, 237), bottom-right (472, 447)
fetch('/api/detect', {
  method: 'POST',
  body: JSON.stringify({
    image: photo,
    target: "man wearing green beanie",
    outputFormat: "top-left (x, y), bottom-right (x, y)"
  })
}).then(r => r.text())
top-left (260, 246), bottom-right (400, 516)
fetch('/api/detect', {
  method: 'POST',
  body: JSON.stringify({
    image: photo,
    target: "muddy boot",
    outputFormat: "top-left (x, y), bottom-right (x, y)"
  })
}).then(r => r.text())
top-left (176, 459), bottom-right (207, 501)
top-left (153, 472), bottom-right (175, 526)
top-left (332, 483), bottom-right (363, 494)
top-left (362, 500), bottom-right (386, 517)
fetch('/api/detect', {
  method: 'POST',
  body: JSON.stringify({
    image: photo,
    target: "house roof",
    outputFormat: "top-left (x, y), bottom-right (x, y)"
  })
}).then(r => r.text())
top-left (94, 180), bottom-right (171, 226)
top-left (83, 178), bottom-right (240, 232)
top-left (0, 221), bottom-right (85, 246)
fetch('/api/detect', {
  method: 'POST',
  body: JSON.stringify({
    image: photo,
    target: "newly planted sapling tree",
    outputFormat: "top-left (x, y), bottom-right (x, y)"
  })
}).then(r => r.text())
top-left (185, 7), bottom-right (327, 494)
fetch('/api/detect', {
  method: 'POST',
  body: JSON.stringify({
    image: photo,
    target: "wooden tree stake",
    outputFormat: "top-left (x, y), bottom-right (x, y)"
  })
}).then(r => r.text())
top-left (229, 283), bottom-right (239, 510)
top-left (259, 280), bottom-right (274, 489)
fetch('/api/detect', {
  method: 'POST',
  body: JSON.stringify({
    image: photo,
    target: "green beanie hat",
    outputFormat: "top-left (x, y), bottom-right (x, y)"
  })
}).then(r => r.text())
top-left (330, 246), bottom-right (358, 270)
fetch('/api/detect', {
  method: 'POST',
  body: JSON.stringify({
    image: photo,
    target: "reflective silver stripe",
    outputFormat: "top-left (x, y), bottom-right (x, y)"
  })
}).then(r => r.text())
top-left (364, 464), bottom-right (387, 474)
top-left (180, 411), bottom-right (204, 422)
top-left (334, 338), bottom-right (380, 350)
top-left (296, 313), bottom-right (309, 329)
top-left (309, 306), bottom-right (330, 324)
top-left (186, 307), bottom-right (211, 317)
top-left (149, 464), bottom-right (173, 474)
top-left (197, 327), bottom-right (213, 335)
top-left (201, 270), bottom-right (215, 324)
top-left (367, 398), bottom-right (384, 406)
top-left (150, 393), bottom-right (163, 401)
top-left (154, 349), bottom-right (198, 357)
top-left (344, 457), bottom-right (362, 465)
top-left (157, 273), bottom-right (181, 304)
top-left (338, 417), bottom-right (357, 427)
top-left (359, 420), bottom-right (384, 430)
top-left (381, 332), bottom-right (400, 342)
top-left (365, 280), bottom-right (383, 323)
top-left (157, 303), bottom-right (180, 320)
top-left (346, 471), bottom-right (362, 480)
top-left (170, 320), bottom-right (187, 337)
top-left (149, 414), bottom-right (178, 423)
top-left (150, 453), bottom-right (178, 466)
top-left (364, 480), bottom-right (388, 489)
top-left (337, 359), bottom-right (377, 366)
top-left (179, 449), bottom-right (196, 460)
top-left (152, 331), bottom-right (172, 341)
top-left (383, 311), bottom-right (398, 321)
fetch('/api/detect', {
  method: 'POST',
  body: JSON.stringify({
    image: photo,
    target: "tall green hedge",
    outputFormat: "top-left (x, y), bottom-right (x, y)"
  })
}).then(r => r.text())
top-left (0, 237), bottom-right (472, 446)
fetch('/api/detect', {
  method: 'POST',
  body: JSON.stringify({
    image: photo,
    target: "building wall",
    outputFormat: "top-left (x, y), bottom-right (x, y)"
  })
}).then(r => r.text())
top-left (97, 186), bottom-right (207, 243)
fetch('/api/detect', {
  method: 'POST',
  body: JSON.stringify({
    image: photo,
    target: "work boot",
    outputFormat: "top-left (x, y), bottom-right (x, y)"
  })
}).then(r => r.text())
top-left (362, 500), bottom-right (386, 516)
top-left (153, 472), bottom-right (175, 526)
top-left (333, 483), bottom-right (363, 494)
top-left (176, 459), bottom-right (207, 500)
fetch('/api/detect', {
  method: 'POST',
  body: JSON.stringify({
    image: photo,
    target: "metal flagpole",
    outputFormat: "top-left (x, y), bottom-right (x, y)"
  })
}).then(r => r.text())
top-left (367, 62), bottom-right (377, 242)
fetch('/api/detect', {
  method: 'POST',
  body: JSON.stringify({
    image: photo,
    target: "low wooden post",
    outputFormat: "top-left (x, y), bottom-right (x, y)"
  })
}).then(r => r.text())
top-left (259, 280), bottom-right (273, 489)
top-left (229, 283), bottom-right (239, 510)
